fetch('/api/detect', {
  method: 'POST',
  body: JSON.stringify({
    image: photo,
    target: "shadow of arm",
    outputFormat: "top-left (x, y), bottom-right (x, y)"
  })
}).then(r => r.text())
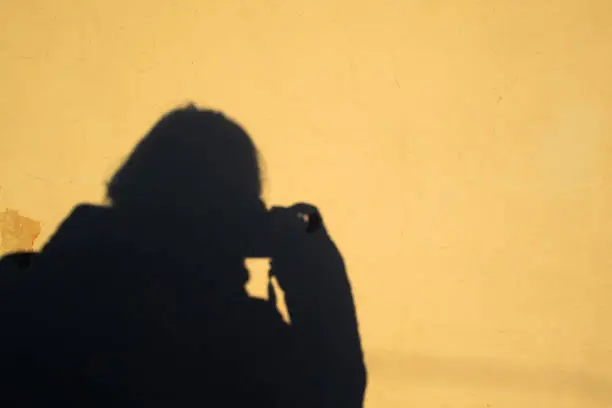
top-left (271, 210), bottom-right (366, 408)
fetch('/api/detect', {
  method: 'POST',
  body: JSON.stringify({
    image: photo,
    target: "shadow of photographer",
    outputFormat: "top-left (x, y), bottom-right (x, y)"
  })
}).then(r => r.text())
top-left (0, 105), bottom-right (366, 407)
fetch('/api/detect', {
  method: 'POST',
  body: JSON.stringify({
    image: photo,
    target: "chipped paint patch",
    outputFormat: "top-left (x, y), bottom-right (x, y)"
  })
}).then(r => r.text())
top-left (0, 209), bottom-right (41, 255)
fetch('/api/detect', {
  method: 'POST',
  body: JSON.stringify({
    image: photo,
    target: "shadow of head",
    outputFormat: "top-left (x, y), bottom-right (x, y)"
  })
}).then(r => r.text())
top-left (108, 105), bottom-right (265, 218)
top-left (103, 105), bottom-right (269, 286)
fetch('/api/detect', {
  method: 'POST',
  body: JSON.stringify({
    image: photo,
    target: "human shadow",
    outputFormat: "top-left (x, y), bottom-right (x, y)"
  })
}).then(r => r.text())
top-left (0, 105), bottom-right (366, 407)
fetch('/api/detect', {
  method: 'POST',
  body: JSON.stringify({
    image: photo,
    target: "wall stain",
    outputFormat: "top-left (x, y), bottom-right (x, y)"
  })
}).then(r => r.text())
top-left (0, 209), bottom-right (41, 255)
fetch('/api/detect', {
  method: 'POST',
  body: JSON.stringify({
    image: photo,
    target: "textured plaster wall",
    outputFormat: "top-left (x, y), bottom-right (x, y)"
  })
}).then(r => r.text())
top-left (1, 1), bottom-right (612, 406)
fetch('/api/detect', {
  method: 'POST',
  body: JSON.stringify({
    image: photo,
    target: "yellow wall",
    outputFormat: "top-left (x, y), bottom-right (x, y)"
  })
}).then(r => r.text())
top-left (2, 1), bottom-right (612, 406)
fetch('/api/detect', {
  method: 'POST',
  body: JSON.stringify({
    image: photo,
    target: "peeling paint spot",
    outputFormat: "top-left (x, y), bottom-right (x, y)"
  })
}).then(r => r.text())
top-left (0, 209), bottom-right (41, 255)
